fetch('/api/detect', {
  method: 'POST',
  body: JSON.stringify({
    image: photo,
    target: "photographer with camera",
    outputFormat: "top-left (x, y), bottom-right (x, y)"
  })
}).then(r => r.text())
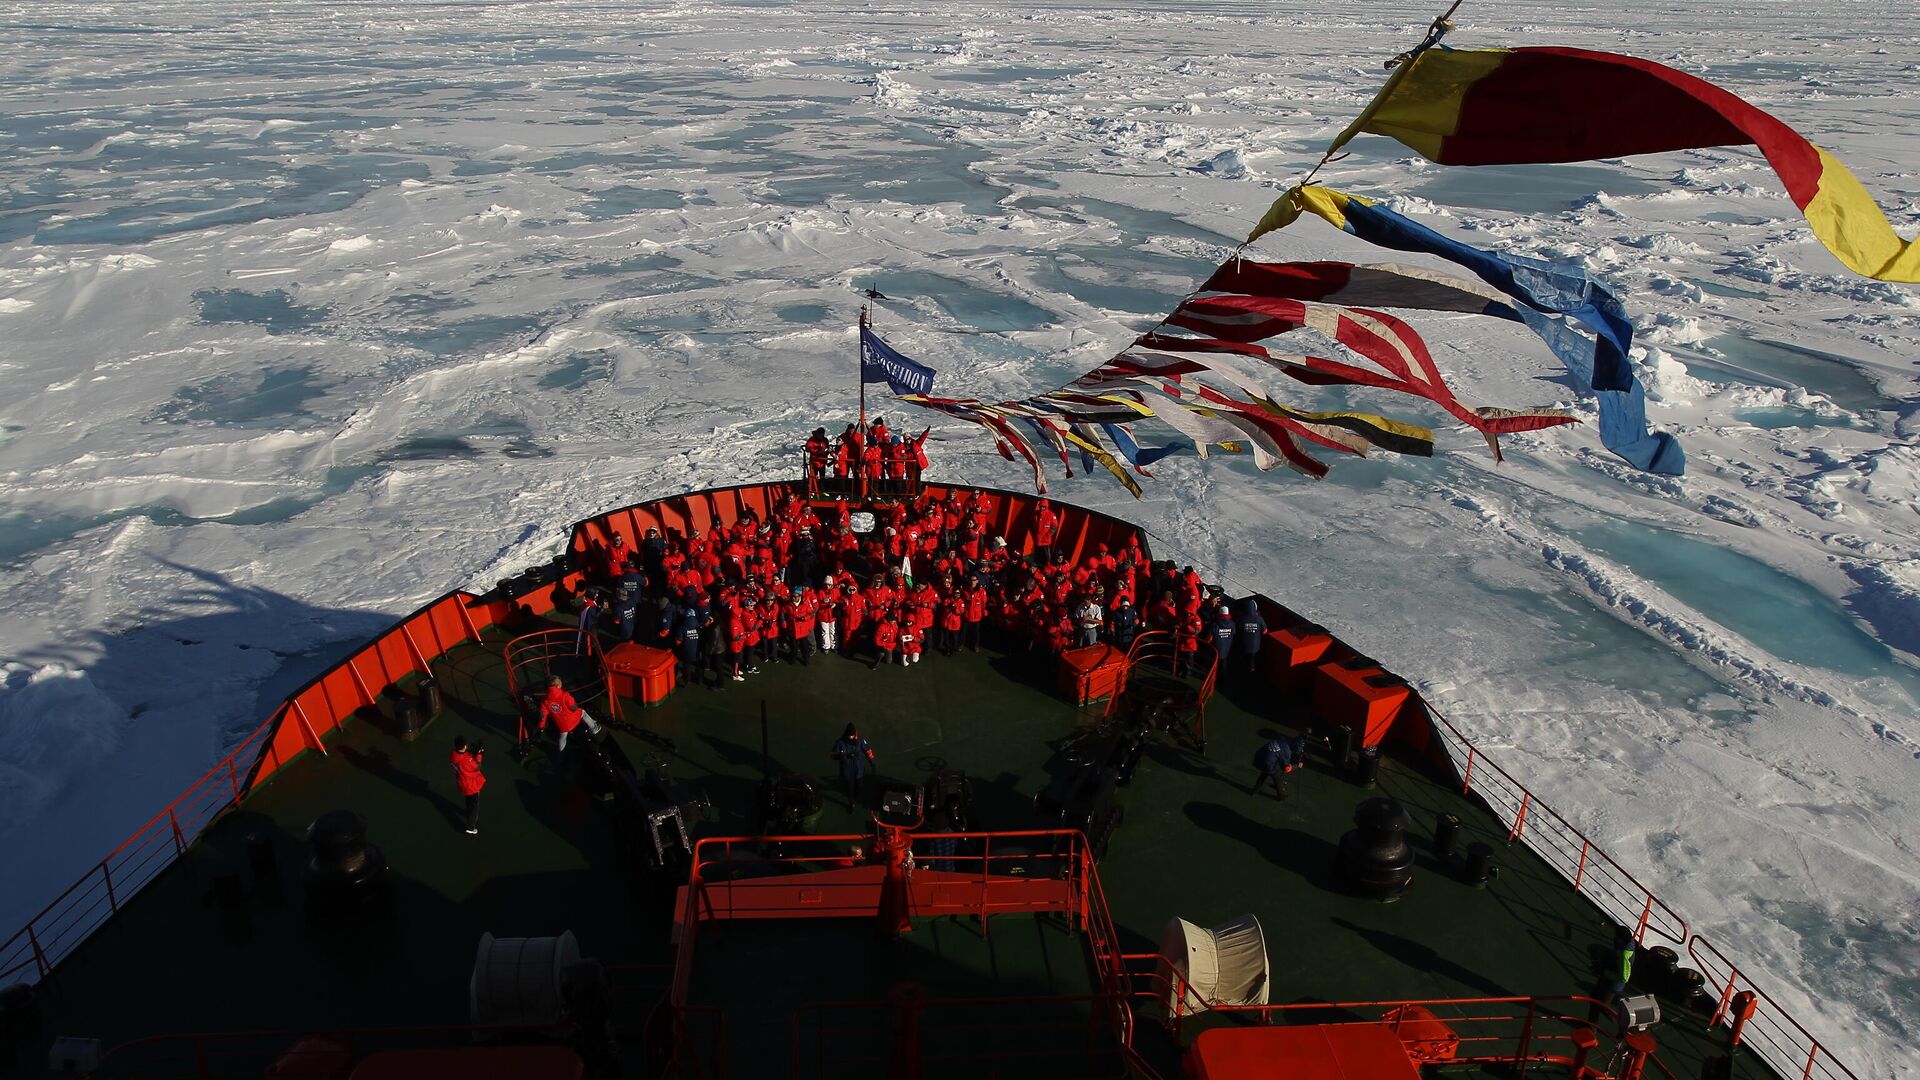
top-left (451, 735), bottom-right (486, 835)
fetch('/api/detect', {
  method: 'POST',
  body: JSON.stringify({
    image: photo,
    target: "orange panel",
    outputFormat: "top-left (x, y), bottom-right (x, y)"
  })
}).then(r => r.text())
top-left (1186, 1024), bottom-right (1420, 1080)
top-left (1312, 661), bottom-right (1411, 748)
top-left (1262, 626), bottom-right (1335, 693)
top-left (1058, 644), bottom-right (1127, 705)
top-left (605, 642), bottom-right (676, 704)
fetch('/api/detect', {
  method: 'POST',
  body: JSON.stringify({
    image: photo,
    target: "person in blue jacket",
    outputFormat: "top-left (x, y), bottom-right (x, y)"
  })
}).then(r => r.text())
top-left (1233, 598), bottom-right (1268, 674)
top-left (831, 723), bottom-right (877, 808)
top-left (673, 601), bottom-right (704, 684)
top-left (1209, 605), bottom-right (1237, 668)
top-left (1252, 734), bottom-right (1307, 800)
top-left (1109, 596), bottom-right (1140, 649)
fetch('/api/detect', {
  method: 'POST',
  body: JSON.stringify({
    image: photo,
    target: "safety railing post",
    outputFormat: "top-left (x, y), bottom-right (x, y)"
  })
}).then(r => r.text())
top-left (455, 596), bottom-right (483, 642)
top-left (978, 834), bottom-right (991, 932)
top-left (1573, 839), bottom-right (1590, 890)
top-left (1802, 1044), bottom-right (1818, 1080)
top-left (170, 808), bottom-right (187, 855)
top-left (100, 860), bottom-right (118, 914)
top-left (1462, 746), bottom-right (1477, 793)
top-left (1509, 790), bottom-right (1530, 842)
top-left (226, 757), bottom-right (241, 800)
top-left (1517, 997), bottom-right (1536, 1078)
top-left (1634, 894), bottom-right (1652, 944)
top-left (1709, 966), bottom-right (1740, 1028)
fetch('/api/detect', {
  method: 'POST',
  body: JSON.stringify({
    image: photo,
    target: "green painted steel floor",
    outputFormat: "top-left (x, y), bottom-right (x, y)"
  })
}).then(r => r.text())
top-left (16, 624), bottom-right (1778, 1079)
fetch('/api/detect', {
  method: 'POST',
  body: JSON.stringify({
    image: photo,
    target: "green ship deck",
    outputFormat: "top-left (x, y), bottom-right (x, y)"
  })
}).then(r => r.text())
top-left (18, 617), bottom-right (1775, 1079)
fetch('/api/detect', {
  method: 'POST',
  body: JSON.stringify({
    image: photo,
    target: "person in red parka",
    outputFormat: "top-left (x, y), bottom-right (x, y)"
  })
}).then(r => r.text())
top-left (840, 583), bottom-right (866, 656)
top-left (805, 428), bottom-right (829, 488)
top-left (1176, 609), bottom-right (1205, 676)
top-left (908, 428), bottom-right (930, 484)
top-left (838, 424), bottom-right (862, 480)
top-left (787, 585), bottom-right (818, 666)
top-left (899, 620), bottom-right (922, 666)
top-left (963, 582), bottom-right (988, 652)
top-left (451, 735), bottom-right (485, 835)
top-left (541, 676), bottom-right (603, 754)
top-left (1032, 499), bottom-right (1059, 565)
top-left (604, 533), bottom-right (630, 585)
top-left (884, 437), bottom-right (907, 485)
top-left (938, 595), bottom-right (964, 656)
top-left (872, 610), bottom-right (901, 669)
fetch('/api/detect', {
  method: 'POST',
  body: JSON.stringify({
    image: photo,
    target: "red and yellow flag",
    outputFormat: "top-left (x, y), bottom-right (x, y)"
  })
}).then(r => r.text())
top-left (1330, 46), bottom-right (1918, 282)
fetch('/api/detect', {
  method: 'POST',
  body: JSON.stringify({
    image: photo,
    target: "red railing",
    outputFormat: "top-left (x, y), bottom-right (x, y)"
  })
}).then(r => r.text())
top-left (1688, 935), bottom-right (1859, 1080)
top-left (1104, 630), bottom-right (1218, 742)
top-left (1422, 703), bottom-right (1689, 949)
top-left (1114, 972), bottom-right (1655, 1075)
top-left (669, 829), bottom-right (1128, 1075)
top-left (502, 626), bottom-right (621, 740)
top-left (0, 587), bottom-right (537, 989)
top-left (796, 448), bottom-right (923, 502)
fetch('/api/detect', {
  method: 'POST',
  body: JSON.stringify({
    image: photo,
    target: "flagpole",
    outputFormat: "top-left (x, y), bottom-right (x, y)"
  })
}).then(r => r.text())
top-left (858, 297), bottom-right (869, 431)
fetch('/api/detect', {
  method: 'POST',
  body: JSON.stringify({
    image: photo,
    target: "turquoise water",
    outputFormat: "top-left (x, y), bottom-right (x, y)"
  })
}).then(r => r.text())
top-left (386, 314), bottom-right (547, 357)
top-left (775, 303), bottom-right (832, 324)
top-left (1694, 333), bottom-right (1892, 414)
top-left (1695, 277), bottom-right (1772, 300)
top-left (156, 365), bottom-right (332, 426)
top-left (869, 270), bottom-right (1056, 332)
top-left (194, 288), bottom-right (328, 335)
top-left (581, 185), bottom-right (685, 218)
top-left (1731, 407), bottom-right (1872, 431)
top-left (537, 350), bottom-right (613, 391)
top-left (0, 465), bottom-right (379, 566)
top-left (1007, 193), bottom-right (1238, 246)
top-left (1569, 519), bottom-right (1920, 701)
top-left (1412, 162), bottom-right (1663, 213)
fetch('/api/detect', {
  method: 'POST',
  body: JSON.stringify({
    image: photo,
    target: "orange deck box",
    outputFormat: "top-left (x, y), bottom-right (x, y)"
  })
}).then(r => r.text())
top-left (1058, 644), bottom-right (1127, 706)
top-left (605, 642), bottom-right (677, 705)
top-left (1184, 1024), bottom-right (1420, 1080)
top-left (1261, 625), bottom-right (1335, 693)
top-left (1312, 658), bottom-right (1411, 748)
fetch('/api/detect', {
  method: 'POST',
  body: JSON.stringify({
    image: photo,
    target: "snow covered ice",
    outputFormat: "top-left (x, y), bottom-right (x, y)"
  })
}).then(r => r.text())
top-left (1, 0), bottom-right (1916, 1072)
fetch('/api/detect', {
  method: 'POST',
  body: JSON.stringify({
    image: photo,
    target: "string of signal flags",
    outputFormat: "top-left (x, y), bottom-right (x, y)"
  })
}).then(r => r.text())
top-left (869, 8), bottom-right (1915, 497)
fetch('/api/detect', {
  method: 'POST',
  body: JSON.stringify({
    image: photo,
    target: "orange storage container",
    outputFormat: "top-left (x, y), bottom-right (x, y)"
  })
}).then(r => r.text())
top-left (1261, 625), bottom-right (1334, 693)
top-left (1058, 644), bottom-right (1127, 706)
top-left (1312, 658), bottom-right (1410, 748)
top-left (605, 642), bottom-right (677, 705)
top-left (1184, 1024), bottom-right (1421, 1080)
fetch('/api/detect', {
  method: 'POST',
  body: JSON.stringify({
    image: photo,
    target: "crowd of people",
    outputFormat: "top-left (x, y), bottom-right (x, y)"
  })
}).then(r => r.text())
top-left (801, 416), bottom-right (930, 493)
top-left (574, 481), bottom-right (1273, 690)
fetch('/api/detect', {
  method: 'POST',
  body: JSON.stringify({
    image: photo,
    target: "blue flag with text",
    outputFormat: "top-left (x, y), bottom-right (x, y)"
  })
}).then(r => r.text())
top-left (860, 326), bottom-right (937, 396)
